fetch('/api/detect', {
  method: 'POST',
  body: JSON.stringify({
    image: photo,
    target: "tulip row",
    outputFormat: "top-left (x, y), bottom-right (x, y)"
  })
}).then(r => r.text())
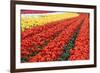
top-left (21, 12), bottom-right (79, 31)
top-left (21, 14), bottom-right (81, 46)
top-left (21, 20), bottom-right (59, 39)
top-left (21, 15), bottom-right (81, 59)
top-left (69, 14), bottom-right (89, 60)
top-left (28, 14), bottom-right (86, 62)
top-left (21, 15), bottom-right (79, 39)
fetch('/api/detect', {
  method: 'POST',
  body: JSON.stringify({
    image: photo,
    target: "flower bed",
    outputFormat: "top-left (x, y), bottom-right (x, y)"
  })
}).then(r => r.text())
top-left (20, 12), bottom-right (89, 63)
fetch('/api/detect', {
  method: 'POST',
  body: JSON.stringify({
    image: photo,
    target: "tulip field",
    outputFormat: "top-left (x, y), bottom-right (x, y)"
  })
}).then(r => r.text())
top-left (21, 10), bottom-right (90, 63)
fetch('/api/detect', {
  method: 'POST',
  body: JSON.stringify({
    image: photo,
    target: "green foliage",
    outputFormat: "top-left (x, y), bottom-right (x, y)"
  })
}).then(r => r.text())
top-left (21, 58), bottom-right (27, 62)
top-left (28, 52), bottom-right (38, 57)
top-left (59, 29), bottom-right (79, 61)
top-left (44, 41), bottom-right (49, 46)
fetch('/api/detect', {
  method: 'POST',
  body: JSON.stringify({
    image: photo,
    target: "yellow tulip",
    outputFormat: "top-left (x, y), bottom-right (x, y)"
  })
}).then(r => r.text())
top-left (21, 12), bottom-right (79, 31)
